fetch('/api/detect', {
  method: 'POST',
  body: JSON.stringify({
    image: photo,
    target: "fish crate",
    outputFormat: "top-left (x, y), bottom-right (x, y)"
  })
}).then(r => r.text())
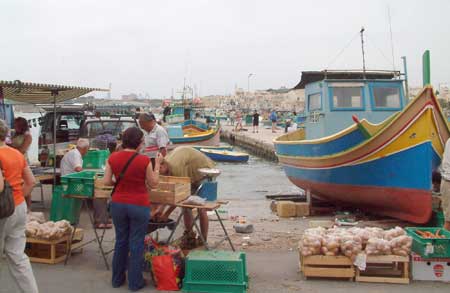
top-left (82, 150), bottom-right (110, 169)
top-left (61, 170), bottom-right (97, 197)
top-left (355, 255), bottom-right (410, 284)
top-left (406, 227), bottom-right (450, 258)
top-left (149, 176), bottom-right (191, 204)
top-left (300, 255), bottom-right (355, 281)
top-left (183, 250), bottom-right (248, 293)
top-left (25, 229), bottom-right (83, 264)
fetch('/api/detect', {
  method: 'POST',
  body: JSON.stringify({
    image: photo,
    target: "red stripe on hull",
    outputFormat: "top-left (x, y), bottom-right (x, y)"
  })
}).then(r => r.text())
top-left (289, 177), bottom-right (432, 224)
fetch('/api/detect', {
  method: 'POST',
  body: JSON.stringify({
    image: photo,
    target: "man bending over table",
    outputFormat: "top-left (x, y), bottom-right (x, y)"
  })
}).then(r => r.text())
top-left (155, 146), bottom-right (216, 244)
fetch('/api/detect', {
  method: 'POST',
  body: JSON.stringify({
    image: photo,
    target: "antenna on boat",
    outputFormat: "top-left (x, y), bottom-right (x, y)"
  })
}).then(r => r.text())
top-left (360, 27), bottom-right (367, 79)
top-left (388, 5), bottom-right (396, 71)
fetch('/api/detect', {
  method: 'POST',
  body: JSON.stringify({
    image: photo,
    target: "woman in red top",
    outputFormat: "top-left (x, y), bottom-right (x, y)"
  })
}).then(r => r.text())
top-left (103, 127), bottom-right (161, 291)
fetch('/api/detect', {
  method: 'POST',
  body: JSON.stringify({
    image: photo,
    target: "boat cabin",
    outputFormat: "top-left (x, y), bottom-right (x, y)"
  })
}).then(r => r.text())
top-left (294, 70), bottom-right (406, 139)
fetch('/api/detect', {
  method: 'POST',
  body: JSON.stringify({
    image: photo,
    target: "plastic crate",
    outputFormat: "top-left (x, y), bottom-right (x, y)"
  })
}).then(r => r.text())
top-left (49, 185), bottom-right (82, 224)
top-left (82, 150), bottom-right (110, 169)
top-left (432, 210), bottom-right (445, 227)
top-left (183, 250), bottom-right (248, 293)
top-left (406, 227), bottom-right (450, 258)
top-left (60, 171), bottom-right (97, 197)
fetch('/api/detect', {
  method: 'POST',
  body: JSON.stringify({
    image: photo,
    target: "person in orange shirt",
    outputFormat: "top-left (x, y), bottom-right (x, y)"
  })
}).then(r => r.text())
top-left (0, 119), bottom-right (38, 293)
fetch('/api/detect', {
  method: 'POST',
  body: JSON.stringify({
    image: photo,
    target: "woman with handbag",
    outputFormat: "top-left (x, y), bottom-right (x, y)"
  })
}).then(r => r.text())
top-left (0, 119), bottom-right (38, 293)
top-left (103, 127), bottom-right (162, 291)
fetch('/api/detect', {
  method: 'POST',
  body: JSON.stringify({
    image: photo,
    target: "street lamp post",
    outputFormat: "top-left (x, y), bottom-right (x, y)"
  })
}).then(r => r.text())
top-left (247, 73), bottom-right (254, 109)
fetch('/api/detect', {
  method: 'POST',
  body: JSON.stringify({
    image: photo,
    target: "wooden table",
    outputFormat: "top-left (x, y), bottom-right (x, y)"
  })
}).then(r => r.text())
top-left (165, 200), bottom-right (235, 251)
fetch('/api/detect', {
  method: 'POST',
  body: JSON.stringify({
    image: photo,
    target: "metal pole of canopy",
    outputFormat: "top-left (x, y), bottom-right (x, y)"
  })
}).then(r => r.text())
top-left (51, 90), bottom-right (58, 187)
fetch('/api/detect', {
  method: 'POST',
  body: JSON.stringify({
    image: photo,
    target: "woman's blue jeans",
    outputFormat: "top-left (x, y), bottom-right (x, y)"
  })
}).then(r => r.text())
top-left (110, 202), bottom-right (150, 291)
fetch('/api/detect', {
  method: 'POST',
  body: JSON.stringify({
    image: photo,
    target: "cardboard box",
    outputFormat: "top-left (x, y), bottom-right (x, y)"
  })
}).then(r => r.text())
top-left (412, 252), bottom-right (450, 282)
top-left (277, 201), bottom-right (296, 218)
top-left (295, 202), bottom-right (310, 217)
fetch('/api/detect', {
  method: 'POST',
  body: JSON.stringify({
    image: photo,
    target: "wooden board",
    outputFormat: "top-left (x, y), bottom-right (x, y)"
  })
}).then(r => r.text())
top-left (94, 179), bottom-right (112, 198)
top-left (356, 255), bottom-right (410, 284)
top-left (300, 255), bottom-right (355, 280)
top-left (149, 176), bottom-right (191, 204)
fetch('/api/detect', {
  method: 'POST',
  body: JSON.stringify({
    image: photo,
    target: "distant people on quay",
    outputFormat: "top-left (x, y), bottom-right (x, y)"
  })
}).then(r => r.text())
top-left (229, 110), bottom-right (235, 126)
top-left (252, 110), bottom-right (260, 133)
top-left (103, 127), bottom-right (162, 291)
top-left (138, 113), bottom-right (170, 166)
top-left (234, 111), bottom-right (243, 132)
top-left (0, 119), bottom-right (39, 293)
top-left (270, 110), bottom-right (278, 133)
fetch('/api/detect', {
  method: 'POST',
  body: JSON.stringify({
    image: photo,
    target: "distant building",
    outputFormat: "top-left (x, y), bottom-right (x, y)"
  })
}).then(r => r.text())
top-left (121, 93), bottom-right (138, 101)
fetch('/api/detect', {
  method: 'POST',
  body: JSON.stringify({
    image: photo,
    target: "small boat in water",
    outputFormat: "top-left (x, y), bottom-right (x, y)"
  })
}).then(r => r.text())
top-left (274, 69), bottom-right (450, 224)
top-left (200, 148), bottom-right (249, 162)
top-left (192, 145), bottom-right (233, 151)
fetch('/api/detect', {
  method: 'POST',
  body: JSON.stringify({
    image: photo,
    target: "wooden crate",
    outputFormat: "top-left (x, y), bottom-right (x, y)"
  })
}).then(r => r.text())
top-left (300, 255), bottom-right (355, 280)
top-left (356, 255), bottom-right (409, 284)
top-left (25, 229), bottom-right (84, 264)
top-left (149, 176), bottom-right (191, 204)
top-left (94, 178), bottom-right (112, 198)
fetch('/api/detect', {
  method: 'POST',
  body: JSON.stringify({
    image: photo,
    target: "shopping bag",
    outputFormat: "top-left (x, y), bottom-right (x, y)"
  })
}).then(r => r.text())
top-left (152, 254), bottom-right (179, 291)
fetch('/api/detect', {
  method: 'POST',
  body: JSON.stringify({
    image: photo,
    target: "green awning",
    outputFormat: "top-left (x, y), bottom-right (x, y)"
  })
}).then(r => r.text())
top-left (0, 80), bottom-right (108, 104)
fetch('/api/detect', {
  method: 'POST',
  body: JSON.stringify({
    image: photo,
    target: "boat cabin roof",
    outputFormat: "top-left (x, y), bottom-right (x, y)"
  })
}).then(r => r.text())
top-left (293, 70), bottom-right (401, 89)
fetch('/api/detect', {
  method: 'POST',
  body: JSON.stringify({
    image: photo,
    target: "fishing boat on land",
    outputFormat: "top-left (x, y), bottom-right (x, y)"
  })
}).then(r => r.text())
top-left (192, 145), bottom-right (233, 151)
top-left (200, 148), bottom-right (249, 162)
top-left (274, 69), bottom-right (450, 223)
top-left (167, 119), bottom-right (220, 147)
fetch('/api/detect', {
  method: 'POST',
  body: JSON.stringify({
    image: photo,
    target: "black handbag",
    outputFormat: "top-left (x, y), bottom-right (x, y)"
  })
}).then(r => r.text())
top-left (0, 161), bottom-right (15, 219)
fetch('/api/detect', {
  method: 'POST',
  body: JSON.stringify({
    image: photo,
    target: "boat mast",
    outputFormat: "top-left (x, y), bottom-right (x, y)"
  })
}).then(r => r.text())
top-left (360, 27), bottom-right (366, 79)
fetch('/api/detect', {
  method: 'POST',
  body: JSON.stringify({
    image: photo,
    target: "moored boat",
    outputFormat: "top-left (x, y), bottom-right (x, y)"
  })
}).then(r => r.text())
top-left (274, 70), bottom-right (450, 223)
top-left (200, 148), bottom-right (249, 162)
top-left (167, 119), bottom-right (220, 147)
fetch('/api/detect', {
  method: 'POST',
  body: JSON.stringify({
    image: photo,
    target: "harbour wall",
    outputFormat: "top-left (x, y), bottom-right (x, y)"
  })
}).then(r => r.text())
top-left (220, 129), bottom-right (278, 161)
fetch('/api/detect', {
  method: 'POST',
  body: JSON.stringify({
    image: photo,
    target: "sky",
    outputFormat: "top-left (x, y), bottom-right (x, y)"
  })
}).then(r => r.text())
top-left (1, 0), bottom-right (449, 99)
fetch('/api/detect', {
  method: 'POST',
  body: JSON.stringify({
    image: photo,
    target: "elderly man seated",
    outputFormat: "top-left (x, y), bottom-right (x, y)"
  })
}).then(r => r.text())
top-left (154, 146), bottom-right (215, 246)
top-left (60, 138), bottom-right (111, 229)
top-left (60, 138), bottom-right (90, 176)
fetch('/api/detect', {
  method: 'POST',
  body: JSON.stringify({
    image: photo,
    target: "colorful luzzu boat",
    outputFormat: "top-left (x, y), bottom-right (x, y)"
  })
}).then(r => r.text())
top-left (274, 70), bottom-right (450, 224)
top-left (167, 119), bottom-right (220, 147)
top-left (200, 148), bottom-right (249, 162)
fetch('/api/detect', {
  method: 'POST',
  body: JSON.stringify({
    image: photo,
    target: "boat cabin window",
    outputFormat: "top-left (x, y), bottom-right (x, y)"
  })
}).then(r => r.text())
top-left (330, 87), bottom-right (363, 110)
top-left (372, 87), bottom-right (401, 109)
top-left (308, 93), bottom-right (322, 111)
top-left (84, 121), bottom-right (136, 138)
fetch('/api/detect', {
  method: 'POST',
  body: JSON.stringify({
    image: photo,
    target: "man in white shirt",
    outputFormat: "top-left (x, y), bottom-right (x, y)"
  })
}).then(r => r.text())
top-left (138, 113), bottom-right (169, 164)
top-left (60, 138), bottom-right (90, 176)
top-left (440, 138), bottom-right (450, 230)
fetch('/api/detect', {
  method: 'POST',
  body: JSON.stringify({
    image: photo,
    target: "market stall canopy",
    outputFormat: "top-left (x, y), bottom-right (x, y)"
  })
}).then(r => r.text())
top-left (0, 80), bottom-right (108, 104)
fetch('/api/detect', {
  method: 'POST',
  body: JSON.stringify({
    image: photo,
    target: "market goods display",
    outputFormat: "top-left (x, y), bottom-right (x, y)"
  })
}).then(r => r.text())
top-left (25, 220), bottom-right (73, 240)
top-left (389, 235), bottom-right (412, 257)
top-left (299, 226), bottom-right (412, 258)
top-left (365, 238), bottom-right (392, 255)
top-left (299, 227), bottom-right (325, 257)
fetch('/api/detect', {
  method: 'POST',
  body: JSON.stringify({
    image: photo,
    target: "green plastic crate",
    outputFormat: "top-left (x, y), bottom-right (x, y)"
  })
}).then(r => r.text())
top-left (432, 210), bottom-right (445, 227)
top-left (182, 250), bottom-right (248, 293)
top-left (406, 227), bottom-right (450, 258)
top-left (49, 185), bottom-right (82, 225)
top-left (60, 170), bottom-right (96, 197)
top-left (82, 150), bottom-right (110, 169)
